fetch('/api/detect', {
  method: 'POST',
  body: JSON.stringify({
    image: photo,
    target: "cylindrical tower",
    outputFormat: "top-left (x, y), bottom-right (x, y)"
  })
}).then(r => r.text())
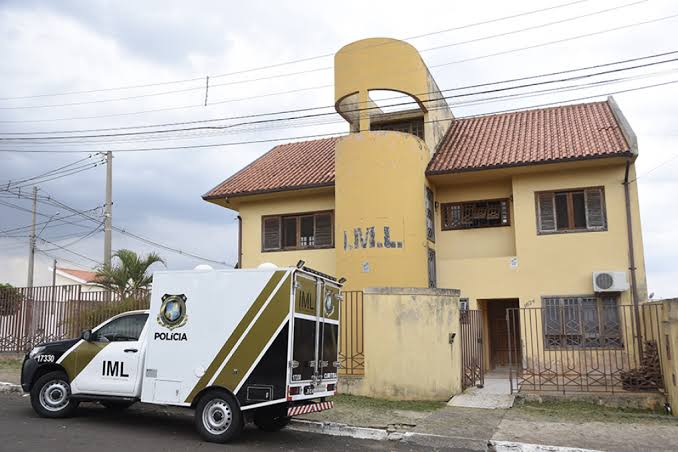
top-left (333, 38), bottom-right (452, 291)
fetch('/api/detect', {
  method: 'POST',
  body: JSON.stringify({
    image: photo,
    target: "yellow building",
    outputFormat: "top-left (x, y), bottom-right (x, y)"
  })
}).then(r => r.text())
top-left (203, 38), bottom-right (655, 397)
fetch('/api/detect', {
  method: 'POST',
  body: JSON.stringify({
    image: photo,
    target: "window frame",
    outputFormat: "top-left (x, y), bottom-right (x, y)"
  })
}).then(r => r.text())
top-left (535, 186), bottom-right (607, 235)
top-left (261, 210), bottom-right (335, 252)
top-left (370, 116), bottom-right (425, 140)
top-left (92, 312), bottom-right (149, 343)
top-left (542, 294), bottom-right (623, 350)
top-left (440, 197), bottom-right (511, 231)
top-left (425, 187), bottom-right (435, 242)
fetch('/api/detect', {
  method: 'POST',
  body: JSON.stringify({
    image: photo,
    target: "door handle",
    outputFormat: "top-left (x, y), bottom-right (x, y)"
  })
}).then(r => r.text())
top-left (124, 348), bottom-right (138, 353)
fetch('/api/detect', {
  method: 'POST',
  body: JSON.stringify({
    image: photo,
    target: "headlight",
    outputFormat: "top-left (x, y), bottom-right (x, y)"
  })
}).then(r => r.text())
top-left (29, 346), bottom-right (46, 359)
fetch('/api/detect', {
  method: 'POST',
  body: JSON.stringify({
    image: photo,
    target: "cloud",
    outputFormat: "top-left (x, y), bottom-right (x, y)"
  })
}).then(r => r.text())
top-left (0, 0), bottom-right (676, 297)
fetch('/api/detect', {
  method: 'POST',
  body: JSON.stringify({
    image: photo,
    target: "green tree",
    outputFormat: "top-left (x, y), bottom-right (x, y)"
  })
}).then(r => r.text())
top-left (94, 249), bottom-right (165, 299)
top-left (0, 283), bottom-right (23, 316)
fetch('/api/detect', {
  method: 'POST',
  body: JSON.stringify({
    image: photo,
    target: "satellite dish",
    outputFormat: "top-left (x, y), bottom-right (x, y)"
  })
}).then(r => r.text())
top-left (257, 262), bottom-right (278, 270)
top-left (194, 264), bottom-right (213, 271)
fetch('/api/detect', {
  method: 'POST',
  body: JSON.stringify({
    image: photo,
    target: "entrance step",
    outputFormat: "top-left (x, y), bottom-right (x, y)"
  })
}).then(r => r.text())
top-left (449, 376), bottom-right (515, 409)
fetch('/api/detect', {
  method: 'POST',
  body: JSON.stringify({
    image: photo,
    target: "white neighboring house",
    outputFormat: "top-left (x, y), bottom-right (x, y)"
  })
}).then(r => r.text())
top-left (47, 267), bottom-right (102, 293)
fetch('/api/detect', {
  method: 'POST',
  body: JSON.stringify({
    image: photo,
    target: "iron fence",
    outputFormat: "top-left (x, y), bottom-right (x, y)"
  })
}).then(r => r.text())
top-left (461, 309), bottom-right (484, 389)
top-left (0, 284), bottom-right (149, 353)
top-left (338, 290), bottom-right (364, 376)
top-left (507, 303), bottom-right (664, 394)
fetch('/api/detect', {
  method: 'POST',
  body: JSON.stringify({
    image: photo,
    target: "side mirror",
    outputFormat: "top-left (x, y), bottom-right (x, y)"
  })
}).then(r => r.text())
top-left (80, 329), bottom-right (93, 342)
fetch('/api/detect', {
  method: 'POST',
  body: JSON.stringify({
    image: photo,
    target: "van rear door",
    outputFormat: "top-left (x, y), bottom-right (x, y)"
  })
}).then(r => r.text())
top-left (319, 282), bottom-right (340, 381)
top-left (291, 272), bottom-right (320, 384)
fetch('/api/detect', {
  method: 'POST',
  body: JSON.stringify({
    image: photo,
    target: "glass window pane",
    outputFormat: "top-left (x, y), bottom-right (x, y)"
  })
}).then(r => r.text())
top-left (300, 216), bottom-right (314, 247)
top-left (96, 314), bottom-right (148, 342)
top-left (555, 193), bottom-right (569, 230)
top-left (572, 192), bottom-right (587, 229)
top-left (283, 217), bottom-right (297, 248)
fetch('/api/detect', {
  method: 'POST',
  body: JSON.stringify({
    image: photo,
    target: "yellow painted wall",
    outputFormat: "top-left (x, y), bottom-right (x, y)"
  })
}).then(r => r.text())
top-left (237, 190), bottom-right (336, 274)
top-left (436, 162), bottom-right (647, 309)
top-left (334, 132), bottom-right (431, 291)
top-left (435, 179), bottom-right (516, 260)
top-left (649, 299), bottom-right (678, 414)
top-left (357, 287), bottom-right (462, 400)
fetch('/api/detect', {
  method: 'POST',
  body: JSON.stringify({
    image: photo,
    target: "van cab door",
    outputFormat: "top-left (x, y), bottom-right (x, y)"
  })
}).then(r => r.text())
top-left (71, 312), bottom-right (148, 397)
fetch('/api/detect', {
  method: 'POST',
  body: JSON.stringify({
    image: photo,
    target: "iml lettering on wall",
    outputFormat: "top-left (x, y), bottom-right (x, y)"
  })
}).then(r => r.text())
top-left (343, 226), bottom-right (403, 251)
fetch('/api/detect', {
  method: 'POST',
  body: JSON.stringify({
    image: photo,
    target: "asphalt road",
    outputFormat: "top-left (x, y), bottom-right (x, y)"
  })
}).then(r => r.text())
top-left (0, 393), bottom-right (466, 452)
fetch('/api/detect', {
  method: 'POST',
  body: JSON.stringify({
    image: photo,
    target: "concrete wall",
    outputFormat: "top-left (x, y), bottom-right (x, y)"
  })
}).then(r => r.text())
top-left (648, 299), bottom-right (678, 414)
top-left (351, 287), bottom-right (462, 400)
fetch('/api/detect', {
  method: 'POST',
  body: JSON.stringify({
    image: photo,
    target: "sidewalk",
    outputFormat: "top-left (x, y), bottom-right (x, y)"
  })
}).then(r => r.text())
top-left (299, 394), bottom-right (678, 451)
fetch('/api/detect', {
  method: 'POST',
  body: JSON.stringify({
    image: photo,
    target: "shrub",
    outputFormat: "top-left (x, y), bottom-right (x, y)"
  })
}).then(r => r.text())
top-left (0, 283), bottom-right (23, 316)
top-left (63, 296), bottom-right (150, 338)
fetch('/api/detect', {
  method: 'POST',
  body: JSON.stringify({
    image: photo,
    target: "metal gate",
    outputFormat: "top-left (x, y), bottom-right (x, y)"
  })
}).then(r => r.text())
top-left (506, 304), bottom-right (665, 394)
top-left (461, 309), bottom-right (484, 389)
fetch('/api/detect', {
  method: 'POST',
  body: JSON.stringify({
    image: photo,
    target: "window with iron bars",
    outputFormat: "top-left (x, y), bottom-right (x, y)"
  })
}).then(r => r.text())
top-left (371, 117), bottom-right (424, 140)
top-left (542, 295), bottom-right (622, 348)
top-left (441, 199), bottom-right (510, 230)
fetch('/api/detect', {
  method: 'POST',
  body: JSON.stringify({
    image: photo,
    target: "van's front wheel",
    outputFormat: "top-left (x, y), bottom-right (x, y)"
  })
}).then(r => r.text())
top-left (30, 370), bottom-right (79, 418)
top-left (195, 390), bottom-right (242, 443)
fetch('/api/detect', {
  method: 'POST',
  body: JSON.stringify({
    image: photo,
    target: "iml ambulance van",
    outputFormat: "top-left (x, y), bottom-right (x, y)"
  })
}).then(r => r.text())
top-left (20, 264), bottom-right (342, 443)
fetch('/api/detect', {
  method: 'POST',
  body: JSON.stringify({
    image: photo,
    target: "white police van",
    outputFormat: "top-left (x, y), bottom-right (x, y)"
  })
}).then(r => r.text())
top-left (21, 264), bottom-right (342, 443)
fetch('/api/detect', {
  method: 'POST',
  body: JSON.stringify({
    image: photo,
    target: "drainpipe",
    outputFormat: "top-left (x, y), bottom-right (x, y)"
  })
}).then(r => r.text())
top-left (237, 215), bottom-right (242, 269)
top-left (623, 159), bottom-right (644, 359)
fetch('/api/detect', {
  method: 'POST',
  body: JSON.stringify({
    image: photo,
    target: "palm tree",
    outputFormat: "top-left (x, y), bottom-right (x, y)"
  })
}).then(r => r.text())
top-left (95, 249), bottom-right (165, 299)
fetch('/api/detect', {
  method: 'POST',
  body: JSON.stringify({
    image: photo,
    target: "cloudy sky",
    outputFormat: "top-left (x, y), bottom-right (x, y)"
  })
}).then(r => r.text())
top-left (0, 0), bottom-right (676, 298)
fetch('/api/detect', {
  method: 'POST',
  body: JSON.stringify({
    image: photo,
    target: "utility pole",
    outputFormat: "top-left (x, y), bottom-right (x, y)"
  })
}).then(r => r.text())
top-left (104, 151), bottom-right (112, 268)
top-left (51, 258), bottom-right (57, 303)
top-left (26, 186), bottom-right (37, 288)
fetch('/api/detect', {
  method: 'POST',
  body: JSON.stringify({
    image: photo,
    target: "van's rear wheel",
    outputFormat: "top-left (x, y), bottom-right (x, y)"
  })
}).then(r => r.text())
top-left (254, 406), bottom-right (291, 432)
top-left (30, 370), bottom-right (79, 418)
top-left (195, 390), bottom-right (242, 443)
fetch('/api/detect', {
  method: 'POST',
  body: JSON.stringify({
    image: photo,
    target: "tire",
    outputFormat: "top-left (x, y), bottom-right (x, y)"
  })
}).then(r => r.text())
top-left (253, 406), bottom-right (291, 432)
top-left (100, 400), bottom-right (135, 410)
top-left (194, 390), bottom-right (243, 443)
top-left (30, 370), bottom-right (79, 419)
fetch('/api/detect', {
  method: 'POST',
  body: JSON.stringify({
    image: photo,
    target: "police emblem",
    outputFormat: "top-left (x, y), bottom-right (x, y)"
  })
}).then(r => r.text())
top-left (157, 294), bottom-right (188, 330)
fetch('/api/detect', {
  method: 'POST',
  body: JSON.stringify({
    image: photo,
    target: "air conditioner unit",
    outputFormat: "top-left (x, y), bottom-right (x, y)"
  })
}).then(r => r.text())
top-left (592, 271), bottom-right (629, 292)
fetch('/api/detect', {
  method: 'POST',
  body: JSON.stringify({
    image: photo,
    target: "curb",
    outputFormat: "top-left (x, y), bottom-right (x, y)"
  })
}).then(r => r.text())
top-left (290, 420), bottom-right (604, 452)
top-left (489, 440), bottom-right (602, 452)
top-left (0, 382), bottom-right (22, 393)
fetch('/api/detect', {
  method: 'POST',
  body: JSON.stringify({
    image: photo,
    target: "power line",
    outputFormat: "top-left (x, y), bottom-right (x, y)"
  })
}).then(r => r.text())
top-left (0, 1), bottom-right (643, 111)
top-left (36, 193), bottom-right (233, 267)
top-left (1, 57), bottom-right (676, 149)
top-left (1, 75), bottom-right (675, 155)
top-left (36, 237), bottom-right (103, 265)
top-left (4, 9), bottom-right (676, 125)
top-left (3, 49), bottom-right (676, 137)
top-left (0, 0), bottom-right (592, 102)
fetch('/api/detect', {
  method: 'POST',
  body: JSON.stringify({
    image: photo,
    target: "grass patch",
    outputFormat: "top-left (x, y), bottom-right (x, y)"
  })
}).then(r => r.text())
top-left (0, 358), bottom-right (22, 370)
top-left (513, 399), bottom-right (676, 424)
top-left (333, 394), bottom-right (445, 412)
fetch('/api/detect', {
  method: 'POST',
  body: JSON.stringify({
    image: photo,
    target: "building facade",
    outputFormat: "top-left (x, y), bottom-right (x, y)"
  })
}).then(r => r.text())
top-left (203, 38), bottom-right (649, 389)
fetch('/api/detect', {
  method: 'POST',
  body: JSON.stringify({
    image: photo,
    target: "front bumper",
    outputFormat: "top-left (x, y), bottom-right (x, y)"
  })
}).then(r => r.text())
top-left (287, 400), bottom-right (334, 417)
top-left (20, 356), bottom-right (38, 392)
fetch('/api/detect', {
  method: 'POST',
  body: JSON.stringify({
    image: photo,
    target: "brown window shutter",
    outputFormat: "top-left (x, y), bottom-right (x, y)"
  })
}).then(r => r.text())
top-left (537, 192), bottom-right (556, 232)
top-left (262, 216), bottom-right (281, 251)
top-left (314, 212), bottom-right (333, 247)
top-left (585, 188), bottom-right (606, 230)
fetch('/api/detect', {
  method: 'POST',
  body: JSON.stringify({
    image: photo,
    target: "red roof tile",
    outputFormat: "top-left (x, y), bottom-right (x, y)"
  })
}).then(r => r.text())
top-left (203, 101), bottom-right (631, 199)
top-left (203, 137), bottom-right (341, 199)
top-left (427, 101), bottom-right (630, 174)
top-left (58, 267), bottom-right (98, 283)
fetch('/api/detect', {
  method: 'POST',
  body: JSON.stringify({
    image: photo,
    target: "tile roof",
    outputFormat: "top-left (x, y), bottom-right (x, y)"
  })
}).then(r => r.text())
top-left (203, 137), bottom-right (340, 199)
top-left (57, 267), bottom-right (98, 283)
top-left (427, 101), bottom-right (631, 174)
top-left (203, 101), bottom-right (631, 199)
